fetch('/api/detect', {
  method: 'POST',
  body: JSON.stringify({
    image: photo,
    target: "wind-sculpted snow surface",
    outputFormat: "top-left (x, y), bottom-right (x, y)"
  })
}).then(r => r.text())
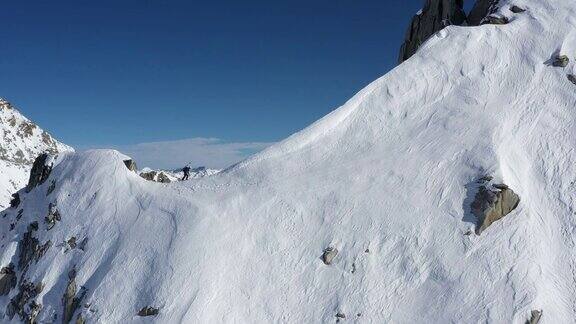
top-left (2, 0), bottom-right (576, 322)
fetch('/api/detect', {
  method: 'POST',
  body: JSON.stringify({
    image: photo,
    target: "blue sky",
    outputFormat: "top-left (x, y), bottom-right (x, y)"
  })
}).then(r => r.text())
top-left (0, 1), bottom-right (474, 168)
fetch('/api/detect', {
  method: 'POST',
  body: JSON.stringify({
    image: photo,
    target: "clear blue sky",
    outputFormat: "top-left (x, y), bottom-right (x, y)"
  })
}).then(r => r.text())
top-left (0, 1), bottom-right (476, 167)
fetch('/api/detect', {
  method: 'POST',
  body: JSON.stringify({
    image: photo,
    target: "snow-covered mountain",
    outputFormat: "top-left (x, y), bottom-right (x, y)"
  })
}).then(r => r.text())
top-left (2, 0), bottom-right (576, 323)
top-left (0, 99), bottom-right (71, 209)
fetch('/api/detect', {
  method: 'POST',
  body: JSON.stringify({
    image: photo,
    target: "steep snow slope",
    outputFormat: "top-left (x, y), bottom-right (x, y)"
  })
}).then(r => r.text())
top-left (0, 99), bottom-right (72, 209)
top-left (2, 0), bottom-right (576, 322)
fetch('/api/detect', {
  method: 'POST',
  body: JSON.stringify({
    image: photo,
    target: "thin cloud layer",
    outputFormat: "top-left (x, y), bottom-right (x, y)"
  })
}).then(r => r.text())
top-left (89, 138), bottom-right (273, 170)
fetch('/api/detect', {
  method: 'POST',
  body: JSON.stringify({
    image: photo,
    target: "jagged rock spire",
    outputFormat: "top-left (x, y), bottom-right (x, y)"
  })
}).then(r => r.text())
top-left (398, 0), bottom-right (467, 63)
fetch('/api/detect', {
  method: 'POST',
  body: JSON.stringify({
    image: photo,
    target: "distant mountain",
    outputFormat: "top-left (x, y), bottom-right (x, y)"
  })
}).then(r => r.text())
top-left (139, 166), bottom-right (220, 183)
top-left (0, 98), bottom-right (72, 209)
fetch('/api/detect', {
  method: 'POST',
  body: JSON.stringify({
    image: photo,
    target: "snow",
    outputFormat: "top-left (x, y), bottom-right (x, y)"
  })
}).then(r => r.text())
top-left (2, 0), bottom-right (576, 322)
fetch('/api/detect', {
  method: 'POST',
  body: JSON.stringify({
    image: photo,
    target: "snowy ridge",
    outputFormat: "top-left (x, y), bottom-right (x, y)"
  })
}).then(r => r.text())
top-left (0, 99), bottom-right (72, 209)
top-left (2, 0), bottom-right (576, 322)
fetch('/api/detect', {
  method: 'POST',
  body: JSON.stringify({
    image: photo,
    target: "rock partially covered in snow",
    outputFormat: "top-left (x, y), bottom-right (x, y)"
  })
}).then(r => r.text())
top-left (137, 306), bottom-right (159, 317)
top-left (468, 0), bottom-right (500, 26)
top-left (0, 264), bottom-right (16, 296)
top-left (398, 0), bottom-right (466, 63)
top-left (322, 247), bottom-right (338, 265)
top-left (472, 182), bottom-right (520, 235)
top-left (26, 153), bottom-right (55, 192)
top-left (123, 159), bottom-right (137, 172)
top-left (552, 55), bottom-right (569, 67)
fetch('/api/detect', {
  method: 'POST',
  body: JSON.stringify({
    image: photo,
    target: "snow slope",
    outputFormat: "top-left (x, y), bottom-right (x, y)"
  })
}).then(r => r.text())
top-left (2, 0), bottom-right (576, 322)
top-left (0, 99), bottom-right (72, 209)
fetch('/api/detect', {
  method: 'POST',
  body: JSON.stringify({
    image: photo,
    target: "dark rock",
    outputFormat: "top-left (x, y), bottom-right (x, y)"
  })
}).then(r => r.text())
top-left (552, 55), bottom-right (570, 67)
top-left (468, 0), bottom-right (500, 26)
top-left (527, 310), bottom-right (542, 324)
top-left (27, 153), bottom-right (54, 192)
top-left (62, 267), bottom-right (87, 324)
top-left (510, 5), bottom-right (526, 13)
top-left (0, 263), bottom-right (17, 296)
top-left (483, 15), bottom-right (509, 25)
top-left (568, 74), bottom-right (576, 85)
top-left (6, 280), bottom-right (41, 321)
top-left (336, 312), bottom-right (346, 319)
top-left (398, 0), bottom-right (467, 63)
top-left (472, 183), bottom-right (520, 235)
top-left (17, 227), bottom-right (52, 270)
top-left (10, 193), bottom-right (20, 208)
top-left (47, 179), bottom-right (56, 196)
top-left (137, 306), bottom-right (159, 317)
top-left (322, 247), bottom-right (338, 265)
top-left (78, 238), bottom-right (88, 251)
top-left (46, 202), bottom-right (62, 230)
top-left (123, 159), bottom-right (137, 172)
top-left (67, 237), bottom-right (77, 249)
top-left (28, 221), bottom-right (39, 231)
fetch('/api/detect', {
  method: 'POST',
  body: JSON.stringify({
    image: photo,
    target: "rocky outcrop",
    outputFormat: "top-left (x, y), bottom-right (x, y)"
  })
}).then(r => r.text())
top-left (62, 267), bottom-right (87, 324)
top-left (10, 193), bottom-right (20, 208)
top-left (552, 55), bottom-right (569, 67)
top-left (18, 223), bottom-right (52, 270)
top-left (484, 15), bottom-right (509, 25)
top-left (140, 170), bottom-right (157, 181)
top-left (26, 153), bottom-right (54, 192)
top-left (6, 279), bottom-right (43, 322)
top-left (472, 182), bottom-right (520, 234)
top-left (527, 310), bottom-right (542, 324)
top-left (398, 0), bottom-right (467, 63)
top-left (137, 306), bottom-right (159, 317)
top-left (157, 172), bottom-right (171, 183)
top-left (46, 202), bottom-right (62, 230)
top-left (510, 5), bottom-right (526, 13)
top-left (140, 170), bottom-right (172, 183)
top-left (568, 74), bottom-right (576, 85)
top-left (0, 263), bottom-right (17, 296)
top-left (123, 159), bottom-right (137, 172)
top-left (322, 247), bottom-right (338, 265)
top-left (468, 0), bottom-right (500, 26)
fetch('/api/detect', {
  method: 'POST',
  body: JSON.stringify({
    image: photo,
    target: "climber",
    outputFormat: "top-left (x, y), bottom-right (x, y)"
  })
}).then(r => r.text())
top-left (181, 165), bottom-right (191, 181)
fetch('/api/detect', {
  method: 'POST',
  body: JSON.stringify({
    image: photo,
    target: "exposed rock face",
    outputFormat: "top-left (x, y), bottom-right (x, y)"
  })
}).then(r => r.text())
top-left (6, 280), bottom-right (43, 322)
top-left (398, 0), bottom-right (467, 63)
top-left (322, 247), bottom-right (338, 265)
top-left (0, 263), bottom-right (17, 296)
top-left (468, 0), bottom-right (500, 26)
top-left (26, 153), bottom-right (54, 192)
top-left (510, 5), bottom-right (526, 13)
top-left (140, 170), bottom-right (157, 181)
top-left (62, 267), bottom-right (87, 324)
top-left (552, 55), bottom-right (570, 67)
top-left (472, 183), bottom-right (520, 234)
top-left (568, 74), bottom-right (576, 85)
top-left (484, 15), bottom-right (509, 25)
top-left (17, 223), bottom-right (52, 270)
top-left (137, 306), bottom-right (159, 317)
top-left (123, 159), bottom-right (137, 172)
top-left (10, 193), bottom-right (20, 208)
top-left (527, 310), bottom-right (542, 324)
top-left (45, 202), bottom-right (62, 230)
top-left (157, 172), bottom-right (171, 183)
